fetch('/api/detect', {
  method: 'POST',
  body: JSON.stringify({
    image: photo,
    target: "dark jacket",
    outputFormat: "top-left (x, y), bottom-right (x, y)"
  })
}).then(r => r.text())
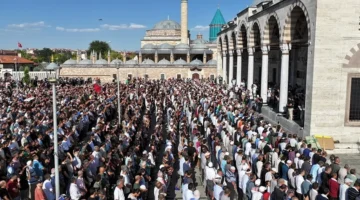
top-left (271, 187), bottom-right (286, 200)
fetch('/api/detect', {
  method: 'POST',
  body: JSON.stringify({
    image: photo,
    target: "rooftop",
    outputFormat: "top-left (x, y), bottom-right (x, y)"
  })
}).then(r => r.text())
top-left (0, 55), bottom-right (34, 64)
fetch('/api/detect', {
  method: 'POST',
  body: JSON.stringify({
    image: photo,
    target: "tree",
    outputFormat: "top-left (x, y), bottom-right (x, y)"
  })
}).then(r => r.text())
top-left (23, 66), bottom-right (30, 85)
top-left (54, 51), bottom-right (73, 64)
top-left (110, 50), bottom-right (123, 61)
top-left (88, 40), bottom-right (111, 56)
top-left (16, 50), bottom-right (34, 61)
top-left (34, 48), bottom-right (53, 63)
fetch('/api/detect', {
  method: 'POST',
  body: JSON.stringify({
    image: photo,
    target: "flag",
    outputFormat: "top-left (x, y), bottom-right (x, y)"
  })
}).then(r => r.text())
top-left (18, 42), bottom-right (22, 48)
top-left (93, 83), bottom-right (102, 93)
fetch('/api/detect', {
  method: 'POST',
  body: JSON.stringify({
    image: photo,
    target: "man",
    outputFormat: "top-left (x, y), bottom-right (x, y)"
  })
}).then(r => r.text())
top-left (69, 177), bottom-right (82, 200)
top-left (330, 157), bottom-right (341, 175)
top-left (220, 188), bottom-right (232, 200)
top-left (128, 189), bottom-right (141, 200)
top-left (213, 175), bottom-right (224, 200)
top-left (42, 174), bottom-right (55, 200)
top-left (252, 186), bottom-right (266, 200)
top-left (295, 170), bottom-right (305, 200)
top-left (309, 182), bottom-right (319, 200)
top-left (282, 160), bottom-right (292, 181)
top-left (185, 183), bottom-right (195, 200)
top-left (328, 173), bottom-right (339, 200)
top-left (310, 161), bottom-right (323, 183)
top-left (271, 184), bottom-right (287, 200)
top-left (6, 175), bottom-right (20, 200)
top-left (338, 164), bottom-right (350, 184)
top-left (316, 188), bottom-right (329, 200)
top-left (301, 174), bottom-right (313, 200)
top-left (34, 182), bottom-right (46, 200)
top-left (347, 181), bottom-right (360, 200)
top-left (346, 169), bottom-right (357, 187)
top-left (114, 178), bottom-right (125, 200)
top-left (339, 178), bottom-right (353, 200)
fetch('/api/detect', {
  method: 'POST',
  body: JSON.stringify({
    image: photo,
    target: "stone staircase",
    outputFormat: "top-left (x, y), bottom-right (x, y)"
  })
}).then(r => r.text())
top-left (326, 142), bottom-right (360, 154)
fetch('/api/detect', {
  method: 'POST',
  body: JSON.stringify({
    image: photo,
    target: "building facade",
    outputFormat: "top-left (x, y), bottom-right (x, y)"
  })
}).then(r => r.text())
top-left (59, 0), bottom-right (225, 83)
top-left (217, 0), bottom-right (360, 141)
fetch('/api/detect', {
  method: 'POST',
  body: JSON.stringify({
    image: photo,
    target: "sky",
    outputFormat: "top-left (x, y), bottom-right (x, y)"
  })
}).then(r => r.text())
top-left (0, 0), bottom-right (253, 51)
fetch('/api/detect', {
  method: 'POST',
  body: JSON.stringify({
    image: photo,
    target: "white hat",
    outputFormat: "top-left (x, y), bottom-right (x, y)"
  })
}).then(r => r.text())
top-left (208, 162), bottom-right (213, 168)
top-left (225, 152), bottom-right (230, 156)
top-left (142, 150), bottom-right (148, 155)
top-left (259, 186), bottom-right (266, 193)
top-left (296, 153), bottom-right (300, 157)
top-left (260, 136), bottom-right (264, 140)
top-left (230, 166), bottom-right (236, 171)
top-left (159, 165), bottom-right (164, 169)
top-left (140, 185), bottom-right (147, 190)
top-left (194, 190), bottom-right (200, 198)
top-left (242, 165), bottom-right (249, 171)
top-left (271, 168), bottom-right (278, 173)
top-left (255, 179), bottom-right (261, 186)
top-left (286, 160), bottom-right (292, 165)
top-left (230, 141), bottom-right (234, 145)
top-left (345, 178), bottom-right (354, 183)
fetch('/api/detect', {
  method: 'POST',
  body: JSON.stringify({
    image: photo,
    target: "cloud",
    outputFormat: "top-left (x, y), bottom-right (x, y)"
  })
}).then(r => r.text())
top-left (101, 23), bottom-right (146, 30)
top-left (192, 25), bottom-right (209, 31)
top-left (56, 26), bottom-right (100, 32)
top-left (8, 21), bottom-right (50, 29)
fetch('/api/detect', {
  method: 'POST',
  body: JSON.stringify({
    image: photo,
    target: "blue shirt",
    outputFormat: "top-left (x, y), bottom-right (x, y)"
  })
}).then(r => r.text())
top-left (33, 160), bottom-right (44, 177)
top-left (303, 148), bottom-right (311, 158)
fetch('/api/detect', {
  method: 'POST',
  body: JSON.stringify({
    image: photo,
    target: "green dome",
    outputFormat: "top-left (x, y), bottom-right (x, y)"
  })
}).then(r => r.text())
top-left (209, 8), bottom-right (226, 42)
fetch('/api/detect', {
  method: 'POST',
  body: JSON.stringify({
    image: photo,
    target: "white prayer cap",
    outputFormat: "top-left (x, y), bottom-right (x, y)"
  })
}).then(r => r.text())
top-left (259, 186), bottom-right (267, 193)
top-left (255, 179), bottom-right (261, 186)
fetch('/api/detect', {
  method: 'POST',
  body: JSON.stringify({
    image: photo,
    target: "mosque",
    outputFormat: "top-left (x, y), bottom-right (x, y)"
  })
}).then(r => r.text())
top-left (215, 0), bottom-right (360, 147)
top-left (59, 0), bottom-right (226, 81)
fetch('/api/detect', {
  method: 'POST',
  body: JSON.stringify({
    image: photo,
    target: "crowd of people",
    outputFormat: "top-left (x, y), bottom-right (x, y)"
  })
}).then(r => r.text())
top-left (0, 76), bottom-right (357, 200)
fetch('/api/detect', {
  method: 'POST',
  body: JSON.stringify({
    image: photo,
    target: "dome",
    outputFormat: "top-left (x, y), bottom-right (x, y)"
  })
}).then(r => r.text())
top-left (111, 59), bottom-right (123, 65)
top-left (192, 43), bottom-right (207, 49)
top-left (142, 43), bottom-right (156, 49)
top-left (45, 62), bottom-right (59, 71)
top-left (158, 58), bottom-right (171, 65)
top-left (159, 43), bottom-right (174, 49)
top-left (206, 59), bottom-right (217, 65)
top-left (175, 43), bottom-right (190, 49)
top-left (192, 38), bottom-right (206, 44)
top-left (190, 59), bottom-right (203, 65)
top-left (63, 58), bottom-right (77, 65)
top-left (125, 60), bottom-right (138, 64)
top-left (95, 59), bottom-right (108, 65)
top-left (79, 59), bottom-right (92, 65)
top-left (153, 20), bottom-right (181, 30)
top-left (142, 59), bottom-right (155, 64)
top-left (173, 58), bottom-right (187, 65)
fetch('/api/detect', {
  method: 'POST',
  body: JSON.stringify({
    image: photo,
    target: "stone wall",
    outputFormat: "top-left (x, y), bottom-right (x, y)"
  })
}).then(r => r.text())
top-left (59, 67), bottom-right (217, 83)
top-left (309, 0), bottom-right (360, 142)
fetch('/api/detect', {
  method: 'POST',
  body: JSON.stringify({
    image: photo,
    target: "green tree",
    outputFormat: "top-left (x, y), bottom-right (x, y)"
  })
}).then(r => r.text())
top-left (88, 40), bottom-right (111, 56)
top-left (54, 51), bottom-right (73, 64)
top-left (23, 66), bottom-right (31, 85)
top-left (33, 67), bottom-right (41, 71)
top-left (16, 50), bottom-right (33, 61)
top-left (34, 48), bottom-right (53, 63)
top-left (110, 50), bottom-right (123, 60)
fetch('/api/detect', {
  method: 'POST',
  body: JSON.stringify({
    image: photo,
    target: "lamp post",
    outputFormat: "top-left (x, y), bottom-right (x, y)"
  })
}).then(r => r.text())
top-left (45, 62), bottom-right (60, 200)
top-left (116, 63), bottom-right (121, 125)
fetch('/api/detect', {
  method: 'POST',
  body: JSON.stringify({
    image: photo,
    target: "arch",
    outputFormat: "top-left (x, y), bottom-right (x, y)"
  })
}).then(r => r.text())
top-left (237, 21), bottom-right (247, 49)
top-left (282, 1), bottom-right (311, 43)
top-left (238, 24), bottom-right (248, 49)
top-left (224, 34), bottom-right (230, 53)
top-left (263, 13), bottom-right (282, 46)
top-left (343, 43), bottom-right (360, 68)
top-left (227, 30), bottom-right (235, 51)
top-left (231, 31), bottom-right (237, 51)
top-left (249, 21), bottom-right (262, 48)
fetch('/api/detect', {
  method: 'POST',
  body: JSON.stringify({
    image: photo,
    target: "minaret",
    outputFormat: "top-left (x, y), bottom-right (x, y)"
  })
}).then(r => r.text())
top-left (107, 50), bottom-right (111, 64)
top-left (181, 0), bottom-right (188, 44)
top-left (76, 50), bottom-right (80, 63)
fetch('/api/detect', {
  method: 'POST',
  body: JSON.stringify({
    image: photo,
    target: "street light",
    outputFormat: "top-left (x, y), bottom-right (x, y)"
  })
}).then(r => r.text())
top-left (116, 63), bottom-right (121, 126)
top-left (45, 61), bottom-right (60, 200)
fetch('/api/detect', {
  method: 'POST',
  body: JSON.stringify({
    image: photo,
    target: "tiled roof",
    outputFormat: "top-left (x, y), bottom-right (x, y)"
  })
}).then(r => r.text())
top-left (0, 55), bottom-right (34, 64)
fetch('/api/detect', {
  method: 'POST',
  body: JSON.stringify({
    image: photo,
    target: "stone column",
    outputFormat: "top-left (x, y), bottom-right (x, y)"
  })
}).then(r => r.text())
top-left (186, 51), bottom-right (190, 63)
top-left (228, 50), bottom-right (234, 86)
top-left (203, 52), bottom-right (207, 64)
top-left (236, 49), bottom-right (242, 86)
top-left (279, 43), bottom-right (291, 112)
top-left (154, 51), bottom-right (158, 63)
top-left (222, 51), bottom-right (227, 84)
top-left (217, 51), bottom-right (222, 84)
top-left (107, 50), bottom-right (111, 64)
top-left (139, 52), bottom-right (143, 64)
top-left (261, 45), bottom-right (269, 104)
top-left (122, 52), bottom-right (126, 63)
top-left (181, 0), bottom-right (188, 44)
top-left (247, 48), bottom-right (254, 90)
top-left (170, 50), bottom-right (174, 63)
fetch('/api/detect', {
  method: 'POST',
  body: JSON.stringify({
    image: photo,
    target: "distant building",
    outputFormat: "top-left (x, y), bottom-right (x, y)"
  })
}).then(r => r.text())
top-left (59, 0), bottom-right (225, 82)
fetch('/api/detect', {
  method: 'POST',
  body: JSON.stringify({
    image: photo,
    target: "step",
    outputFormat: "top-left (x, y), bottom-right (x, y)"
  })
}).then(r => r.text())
top-left (334, 143), bottom-right (360, 149)
top-left (327, 148), bottom-right (360, 154)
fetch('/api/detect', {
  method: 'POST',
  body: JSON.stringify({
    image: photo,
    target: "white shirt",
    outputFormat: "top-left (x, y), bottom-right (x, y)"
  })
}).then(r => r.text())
top-left (339, 184), bottom-right (349, 200)
top-left (295, 175), bottom-right (305, 194)
top-left (185, 189), bottom-right (194, 200)
top-left (251, 191), bottom-right (263, 200)
top-left (265, 171), bottom-right (273, 182)
top-left (214, 184), bottom-right (223, 200)
top-left (42, 179), bottom-right (55, 200)
top-left (114, 187), bottom-right (125, 200)
top-left (205, 166), bottom-right (216, 181)
top-left (69, 183), bottom-right (82, 200)
top-left (179, 157), bottom-right (185, 176)
top-left (309, 189), bottom-right (318, 200)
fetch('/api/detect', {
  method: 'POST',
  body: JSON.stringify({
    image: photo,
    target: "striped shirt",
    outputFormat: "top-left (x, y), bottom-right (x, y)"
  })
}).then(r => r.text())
top-left (347, 187), bottom-right (359, 200)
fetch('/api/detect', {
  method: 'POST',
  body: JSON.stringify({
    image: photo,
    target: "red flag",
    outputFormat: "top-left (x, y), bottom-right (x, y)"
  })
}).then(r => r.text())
top-left (93, 83), bottom-right (101, 93)
top-left (18, 42), bottom-right (22, 48)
